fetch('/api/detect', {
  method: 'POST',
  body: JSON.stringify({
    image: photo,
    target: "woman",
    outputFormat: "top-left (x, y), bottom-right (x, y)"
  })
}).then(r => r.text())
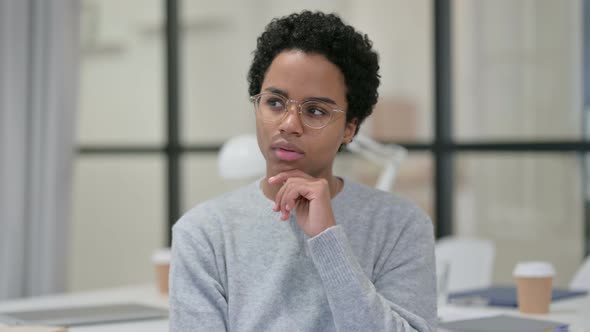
top-left (170, 11), bottom-right (436, 332)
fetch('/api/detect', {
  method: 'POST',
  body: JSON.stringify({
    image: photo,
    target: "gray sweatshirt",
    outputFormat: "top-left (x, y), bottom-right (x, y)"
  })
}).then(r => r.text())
top-left (170, 178), bottom-right (436, 332)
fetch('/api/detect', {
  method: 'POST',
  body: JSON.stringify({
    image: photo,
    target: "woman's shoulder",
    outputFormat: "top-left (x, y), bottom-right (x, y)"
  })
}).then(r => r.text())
top-left (340, 179), bottom-right (432, 227)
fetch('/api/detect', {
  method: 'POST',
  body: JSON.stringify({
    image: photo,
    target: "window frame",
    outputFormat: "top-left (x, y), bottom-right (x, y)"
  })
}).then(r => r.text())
top-left (76, 0), bottom-right (590, 254)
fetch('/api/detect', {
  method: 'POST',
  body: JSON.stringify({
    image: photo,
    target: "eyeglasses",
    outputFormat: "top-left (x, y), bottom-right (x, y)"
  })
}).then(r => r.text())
top-left (250, 92), bottom-right (345, 129)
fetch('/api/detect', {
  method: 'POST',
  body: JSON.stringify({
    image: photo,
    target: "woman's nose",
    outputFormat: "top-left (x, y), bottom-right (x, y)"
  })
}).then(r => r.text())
top-left (278, 103), bottom-right (304, 135)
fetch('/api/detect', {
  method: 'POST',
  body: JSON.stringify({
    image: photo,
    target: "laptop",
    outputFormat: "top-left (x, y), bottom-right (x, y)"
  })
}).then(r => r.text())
top-left (0, 303), bottom-right (168, 327)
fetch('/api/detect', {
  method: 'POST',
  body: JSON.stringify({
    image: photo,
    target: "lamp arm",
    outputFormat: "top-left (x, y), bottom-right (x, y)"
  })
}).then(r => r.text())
top-left (375, 162), bottom-right (398, 192)
top-left (347, 134), bottom-right (408, 191)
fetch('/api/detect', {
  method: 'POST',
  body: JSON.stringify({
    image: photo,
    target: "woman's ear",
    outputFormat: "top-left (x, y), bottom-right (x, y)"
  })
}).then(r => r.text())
top-left (343, 118), bottom-right (358, 144)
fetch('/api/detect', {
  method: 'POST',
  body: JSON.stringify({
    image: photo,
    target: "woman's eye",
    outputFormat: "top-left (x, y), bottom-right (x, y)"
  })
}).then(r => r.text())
top-left (265, 98), bottom-right (285, 109)
top-left (304, 107), bottom-right (329, 117)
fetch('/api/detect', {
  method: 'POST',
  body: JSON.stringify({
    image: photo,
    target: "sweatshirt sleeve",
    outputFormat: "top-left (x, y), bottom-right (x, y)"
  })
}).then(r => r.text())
top-left (307, 210), bottom-right (437, 332)
top-left (169, 224), bottom-right (228, 332)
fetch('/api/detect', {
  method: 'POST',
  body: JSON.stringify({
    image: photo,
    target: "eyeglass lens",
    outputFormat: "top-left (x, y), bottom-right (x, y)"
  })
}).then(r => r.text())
top-left (255, 93), bottom-right (336, 129)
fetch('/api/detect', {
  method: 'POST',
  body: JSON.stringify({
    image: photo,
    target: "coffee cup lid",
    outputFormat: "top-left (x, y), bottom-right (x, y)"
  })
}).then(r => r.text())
top-left (151, 248), bottom-right (171, 264)
top-left (513, 261), bottom-right (555, 277)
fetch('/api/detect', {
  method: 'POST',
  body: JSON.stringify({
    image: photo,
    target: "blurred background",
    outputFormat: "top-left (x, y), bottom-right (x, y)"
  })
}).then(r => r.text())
top-left (1, 0), bottom-right (588, 299)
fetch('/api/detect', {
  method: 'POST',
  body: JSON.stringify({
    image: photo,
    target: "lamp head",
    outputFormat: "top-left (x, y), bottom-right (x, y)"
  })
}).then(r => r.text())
top-left (218, 134), bottom-right (266, 179)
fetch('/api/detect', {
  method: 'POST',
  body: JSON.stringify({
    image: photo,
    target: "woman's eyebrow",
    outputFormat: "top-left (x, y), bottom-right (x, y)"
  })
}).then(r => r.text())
top-left (263, 87), bottom-right (337, 105)
top-left (306, 96), bottom-right (337, 105)
top-left (264, 87), bottom-right (289, 98)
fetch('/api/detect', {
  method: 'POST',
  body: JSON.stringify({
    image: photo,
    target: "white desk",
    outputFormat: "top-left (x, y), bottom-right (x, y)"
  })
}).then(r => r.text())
top-left (0, 284), bottom-right (169, 332)
top-left (440, 294), bottom-right (590, 332)
top-left (1, 284), bottom-right (588, 331)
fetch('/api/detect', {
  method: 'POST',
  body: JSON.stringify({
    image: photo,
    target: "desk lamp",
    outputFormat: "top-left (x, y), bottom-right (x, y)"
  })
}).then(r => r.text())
top-left (218, 134), bottom-right (266, 179)
top-left (346, 134), bottom-right (407, 192)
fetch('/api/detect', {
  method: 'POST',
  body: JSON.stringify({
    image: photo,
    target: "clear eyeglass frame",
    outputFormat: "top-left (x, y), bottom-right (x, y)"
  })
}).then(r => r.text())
top-left (250, 92), bottom-right (345, 129)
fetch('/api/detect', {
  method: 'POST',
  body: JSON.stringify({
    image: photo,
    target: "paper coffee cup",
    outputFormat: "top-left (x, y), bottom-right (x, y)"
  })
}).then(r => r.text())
top-left (152, 248), bottom-right (171, 295)
top-left (513, 261), bottom-right (555, 314)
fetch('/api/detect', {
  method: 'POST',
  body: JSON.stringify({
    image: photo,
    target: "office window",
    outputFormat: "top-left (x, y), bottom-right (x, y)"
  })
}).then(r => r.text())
top-left (78, 0), bottom-right (165, 145)
top-left (455, 154), bottom-right (584, 287)
top-left (180, 1), bottom-right (255, 144)
top-left (453, 0), bottom-right (582, 141)
top-left (349, 0), bottom-right (433, 143)
top-left (70, 156), bottom-right (165, 291)
top-left (182, 154), bottom-right (252, 210)
top-left (71, 0), bottom-right (590, 292)
top-left (73, 0), bottom-right (166, 291)
top-left (450, 0), bottom-right (588, 287)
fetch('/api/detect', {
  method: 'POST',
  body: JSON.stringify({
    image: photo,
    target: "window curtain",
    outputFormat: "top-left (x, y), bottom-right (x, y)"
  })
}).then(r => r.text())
top-left (0, 0), bottom-right (79, 299)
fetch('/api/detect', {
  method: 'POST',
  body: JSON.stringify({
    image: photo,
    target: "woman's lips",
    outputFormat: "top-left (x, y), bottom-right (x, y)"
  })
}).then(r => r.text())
top-left (274, 147), bottom-right (304, 161)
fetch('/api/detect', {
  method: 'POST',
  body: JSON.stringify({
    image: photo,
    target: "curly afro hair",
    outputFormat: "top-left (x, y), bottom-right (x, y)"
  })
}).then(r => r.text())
top-left (247, 11), bottom-right (380, 134)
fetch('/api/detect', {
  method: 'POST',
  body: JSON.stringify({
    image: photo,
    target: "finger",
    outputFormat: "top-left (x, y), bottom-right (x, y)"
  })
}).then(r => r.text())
top-left (268, 169), bottom-right (311, 185)
top-left (274, 181), bottom-right (288, 212)
top-left (277, 180), bottom-right (300, 221)
top-left (281, 181), bottom-right (312, 221)
top-left (274, 178), bottom-right (296, 218)
top-left (279, 182), bottom-right (302, 220)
